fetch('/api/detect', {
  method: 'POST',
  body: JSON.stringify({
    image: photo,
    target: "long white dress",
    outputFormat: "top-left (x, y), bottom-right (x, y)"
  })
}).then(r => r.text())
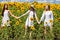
top-left (40, 11), bottom-right (53, 27)
top-left (1, 10), bottom-right (10, 27)
top-left (25, 10), bottom-right (36, 27)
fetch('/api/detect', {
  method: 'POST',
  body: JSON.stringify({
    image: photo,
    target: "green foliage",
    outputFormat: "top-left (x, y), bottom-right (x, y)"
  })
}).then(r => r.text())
top-left (0, 4), bottom-right (60, 40)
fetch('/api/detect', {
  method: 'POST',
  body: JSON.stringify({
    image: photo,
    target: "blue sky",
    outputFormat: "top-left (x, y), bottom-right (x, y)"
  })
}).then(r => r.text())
top-left (0, 0), bottom-right (60, 4)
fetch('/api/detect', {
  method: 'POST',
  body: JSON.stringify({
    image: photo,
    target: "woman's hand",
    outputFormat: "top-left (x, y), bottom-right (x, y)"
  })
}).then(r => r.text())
top-left (15, 17), bottom-right (20, 19)
top-left (38, 22), bottom-right (40, 24)
top-left (38, 21), bottom-right (41, 24)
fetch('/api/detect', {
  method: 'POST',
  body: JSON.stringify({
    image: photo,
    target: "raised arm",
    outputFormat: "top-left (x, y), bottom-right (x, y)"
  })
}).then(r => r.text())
top-left (35, 12), bottom-right (39, 23)
top-left (40, 11), bottom-right (45, 23)
top-left (9, 10), bottom-right (18, 19)
top-left (19, 10), bottom-right (30, 18)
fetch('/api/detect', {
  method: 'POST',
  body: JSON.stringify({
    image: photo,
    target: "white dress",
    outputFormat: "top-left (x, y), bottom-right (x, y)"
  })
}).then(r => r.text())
top-left (1, 10), bottom-right (10, 27)
top-left (40, 11), bottom-right (53, 27)
top-left (25, 11), bottom-right (35, 27)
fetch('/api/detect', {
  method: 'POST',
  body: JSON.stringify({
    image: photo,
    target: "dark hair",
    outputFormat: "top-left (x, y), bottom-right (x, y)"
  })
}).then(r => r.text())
top-left (44, 5), bottom-right (50, 11)
top-left (48, 5), bottom-right (50, 10)
top-left (30, 6), bottom-right (36, 13)
top-left (2, 4), bottom-right (8, 16)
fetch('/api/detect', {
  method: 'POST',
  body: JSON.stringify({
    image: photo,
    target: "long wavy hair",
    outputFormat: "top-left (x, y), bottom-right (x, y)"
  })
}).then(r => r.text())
top-left (2, 3), bottom-right (8, 16)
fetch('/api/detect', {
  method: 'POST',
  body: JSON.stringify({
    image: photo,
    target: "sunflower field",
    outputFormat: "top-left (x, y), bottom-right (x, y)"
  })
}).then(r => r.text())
top-left (0, 2), bottom-right (60, 40)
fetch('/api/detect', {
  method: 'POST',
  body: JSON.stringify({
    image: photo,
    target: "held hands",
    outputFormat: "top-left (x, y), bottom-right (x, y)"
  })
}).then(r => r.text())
top-left (15, 17), bottom-right (20, 19)
top-left (15, 16), bottom-right (22, 19)
top-left (38, 21), bottom-right (41, 24)
top-left (38, 22), bottom-right (40, 24)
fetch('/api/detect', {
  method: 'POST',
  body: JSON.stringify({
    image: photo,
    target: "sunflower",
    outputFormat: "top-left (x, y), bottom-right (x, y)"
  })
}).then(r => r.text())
top-left (49, 19), bottom-right (53, 23)
top-left (56, 5), bottom-right (60, 10)
top-left (21, 7), bottom-right (25, 12)
top-left (26, 4), bottom-right (30, 9)
top-left (45, 22), bottom-right (47, 24)
top-left (30, 26), bottom-right (35, 30)
top-left (50, 4), bottom-right (55, 10)
top-left (15, 21), bottom-right (19, 25)
top-left (30, 17), bottom-right (34, 21)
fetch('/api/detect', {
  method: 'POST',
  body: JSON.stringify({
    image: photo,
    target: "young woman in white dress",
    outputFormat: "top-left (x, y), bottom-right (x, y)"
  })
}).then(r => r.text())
top-left (19, 5), bottom-right (39, 37)
top-left (1, 3), bottom-right (18, 27)
top-left (38, 5), bottom-right (53, 34)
